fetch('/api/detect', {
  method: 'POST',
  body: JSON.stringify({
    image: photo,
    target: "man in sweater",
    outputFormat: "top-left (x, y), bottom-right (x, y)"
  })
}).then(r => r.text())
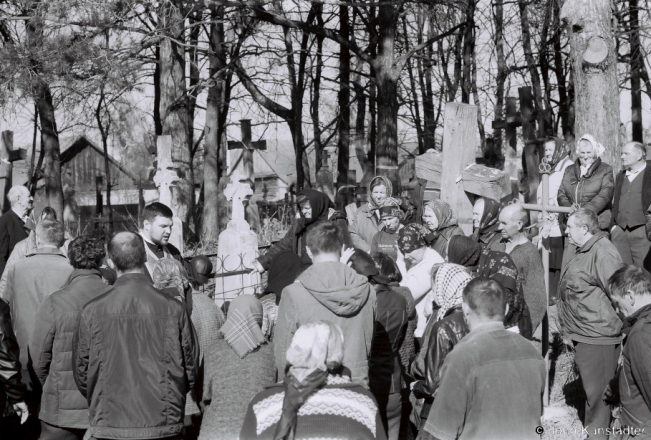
top-left (611, 141), bottom-right (651, 271)
top-left (558, 209), bottom-right (623, 439)
top-left (30, 236), bottom-right (110, 440)
top-left (274, 222), bottom-right (376, 385)
top-left (609, 265), bottom-right (651, 436)
top-left (495, 203), bottom-right (547, 332)
top-left (419, 278), bottom-right (546, 440)
top-left (0, 185), bottom-right (32, 276)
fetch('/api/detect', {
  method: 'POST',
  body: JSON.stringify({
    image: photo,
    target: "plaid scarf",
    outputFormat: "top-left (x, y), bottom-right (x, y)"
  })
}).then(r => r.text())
top-left (431, 263), bottom-right (473, 321)
top-left (221, 295), bottom-right (265, 358)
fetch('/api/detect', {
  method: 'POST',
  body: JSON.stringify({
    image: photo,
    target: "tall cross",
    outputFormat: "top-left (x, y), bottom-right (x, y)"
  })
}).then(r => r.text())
top-left (0, 131), bottom-right (26, 213)
top-left (227, 119), bottom-right (267, 189)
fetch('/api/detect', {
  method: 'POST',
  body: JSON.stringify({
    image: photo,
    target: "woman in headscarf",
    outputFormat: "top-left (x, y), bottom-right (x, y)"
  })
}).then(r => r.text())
top-left (558, 134), bottom-right (614, 231)
top-left (349, 250), bottom-right (410, 440)
top-left (253, 188), bottom-right (352, 275)
top-left (240, 321), bottom-right (386, 440)
top-left (410, 263), bottom-right (472, 431)
top-left (422, 199), bottom-right (465, 260)
top-left (350, 176), bottom-right (393, 252)
top-left (471, 197), bottom-right (503, 250)
top-left (371, 197), bottom-right (405, 261)
top-left (200, 295), bottom-right (276, 440)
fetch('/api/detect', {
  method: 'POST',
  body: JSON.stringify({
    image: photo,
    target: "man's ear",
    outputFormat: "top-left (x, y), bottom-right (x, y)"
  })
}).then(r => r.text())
top-left (504, 302), bottom-right (510, 319)
top-left (142, 219), bottom-right (150, 232)
top-left (305, 246), bottom-right (313, 260)
top-left (106, 258), bottom-right (116, 271)
top-left (627, 290), bottom-right (636, 307)
top-left (461, 301), bottom-right (471, 318)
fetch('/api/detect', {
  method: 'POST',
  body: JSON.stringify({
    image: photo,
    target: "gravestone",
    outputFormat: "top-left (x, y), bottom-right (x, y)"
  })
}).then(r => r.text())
top-left (153, 135), bottom-right (184, 253)
top-left (214, 173), bottom-right (260, 306)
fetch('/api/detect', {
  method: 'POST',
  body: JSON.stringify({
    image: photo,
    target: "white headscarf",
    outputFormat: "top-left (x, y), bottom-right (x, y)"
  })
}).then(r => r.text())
top-left (576, 134), bottom-right (606, 158)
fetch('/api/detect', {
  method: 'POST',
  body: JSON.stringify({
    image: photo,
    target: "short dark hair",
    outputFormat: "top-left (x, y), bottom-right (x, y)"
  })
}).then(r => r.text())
top-left (141, 202), bottom-right (173, 227)
top-left (569, 208), bottom-right (599, 234)
top-left (463, 277), bottom-right (507, 320)
top-left (40, 206), bottom-right (57, 221)
top-left (305, 222), bottom-right (343, 256)
top-left (108, 232), bottom-right (147, 272)
top-left (68, 236), bottom-right (106, 270)
top-left (609, 264), bottom-right (651, 297)
top-left (372, 252), bottom-right (402, 283)
top-left (36, 220), bottom-right (65, 247)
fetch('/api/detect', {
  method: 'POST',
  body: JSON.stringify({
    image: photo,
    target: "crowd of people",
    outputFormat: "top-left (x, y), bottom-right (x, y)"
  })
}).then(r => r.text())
top-left (0, 136), bottom-right (647, 440)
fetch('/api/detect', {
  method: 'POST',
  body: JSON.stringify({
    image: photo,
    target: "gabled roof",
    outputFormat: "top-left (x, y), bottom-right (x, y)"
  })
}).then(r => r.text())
top-left (60, 135), bottom-right (139, 183)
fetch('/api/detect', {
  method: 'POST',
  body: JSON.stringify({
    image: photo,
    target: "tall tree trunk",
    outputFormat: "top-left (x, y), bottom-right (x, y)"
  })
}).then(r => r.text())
top-left (629, 0), bottom-right (643, 142)
top-left (420, 14), bottom-right (436, 152)
top-left (561, 0), bottom-right (620, 169)
top-left (552, 0), bottom-right (572, 140)
top-left (154, 43), bottom-right (163, 136)
top-left (312, 4), bottom-right (324, 173)
top-left (202, 4), bottom-right (226, 242)
top-left (461, 0), bottom-right (475, 103)
top-left (159, 0), bottom-right (193, 229)
top-left (493, 0), bottom-right (506, 152)
top-left (187, 9), bottom-right (202, 233)
top-left (337, 4), bottom-right (351, 188)
top-left (519, 0), bottom-right (546, 134)
top-left (96, 89), bottom-right (113, 237)
top-left (402, 17), bottom-right (424, 154)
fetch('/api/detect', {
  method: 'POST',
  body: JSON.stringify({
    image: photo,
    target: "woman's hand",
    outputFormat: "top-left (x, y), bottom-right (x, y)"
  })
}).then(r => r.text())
top-left (340, 245), bottom-right (355, 266)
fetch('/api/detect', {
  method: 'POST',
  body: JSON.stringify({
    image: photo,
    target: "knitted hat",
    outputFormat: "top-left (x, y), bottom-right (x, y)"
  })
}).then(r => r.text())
top-left (447, 235), bottom-right (482, 267)
top-left (397, 223), bottom-right (429, 254)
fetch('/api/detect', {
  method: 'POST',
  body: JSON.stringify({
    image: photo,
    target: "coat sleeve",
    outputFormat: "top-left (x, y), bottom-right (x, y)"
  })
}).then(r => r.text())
top-left (0, 241), bottom-right (25, 299)
top-left (0, 302), bottom-right (26, 404)
top-left (595, 246), bottom-right (623, 298)
top-left (557, 168), bottom-right (573, 207)
top-left (523, 249), bottom-right (547, 332)
top-left (411, 325), bottom-right (453, 400)
top-left (274, 289), bottom-right (298, 380)
top-left (646, 204), bottom-right (651, 241)
top-left (180, 307), bottom-right (200, 394)
top-left (628, 331), bottom-right (651, 413)
top-left (30, 295), bottom-right (56, 386)
top-left (72, 311), bottom-right (91, 398)
top-left (583, 167), bottom-right (615, 215)
top-left (349, 211), bottom-right (372, 252)
top-left (257, 224), bottom-right (296, 270)
top-left (0, 220), bottom-right (9, 277)
top-left (239, 400), bottom-right (259, 440)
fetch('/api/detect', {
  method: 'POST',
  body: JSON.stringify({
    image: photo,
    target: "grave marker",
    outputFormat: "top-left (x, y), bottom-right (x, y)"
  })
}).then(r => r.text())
top-left (227, 119), bottom-right (267, 188)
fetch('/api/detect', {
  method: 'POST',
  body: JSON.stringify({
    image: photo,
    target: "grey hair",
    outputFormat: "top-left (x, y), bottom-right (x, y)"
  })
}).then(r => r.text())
top-left (285, 321), bottom-right (344, 371)
top-left (623, 141), bottom-right (647, 160)
top-left (7, 186), bottom-right (28, 206)
top-left (569, 208), bottom-right (600, 235)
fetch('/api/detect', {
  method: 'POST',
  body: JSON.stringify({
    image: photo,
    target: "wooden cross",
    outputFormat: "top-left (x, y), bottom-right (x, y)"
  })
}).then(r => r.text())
top-left (227, 119), bottom-right (267, 189)
top-left (0, 131), bottom-right (26, 213)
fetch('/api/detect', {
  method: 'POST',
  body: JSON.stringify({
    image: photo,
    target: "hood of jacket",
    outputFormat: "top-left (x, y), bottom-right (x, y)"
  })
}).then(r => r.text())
top-left (298, 261), bottom-right (371, 317)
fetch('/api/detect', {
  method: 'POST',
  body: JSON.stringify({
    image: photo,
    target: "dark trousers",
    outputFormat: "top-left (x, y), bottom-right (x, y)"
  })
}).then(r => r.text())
top-left (39, 421), bottom-right (85, 440)
top-left (374, 392), bottom-right (402, 440)
top-left (612, 225), bottom-right (651, 271)
top-left (574, 342), bottom-right (620, 440)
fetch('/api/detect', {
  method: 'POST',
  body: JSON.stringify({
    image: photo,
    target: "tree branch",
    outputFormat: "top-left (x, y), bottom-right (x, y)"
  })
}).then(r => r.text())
top-left (395, 21), bottom-right (467, 72)
top-left (234, 62), bottom-right (294, 121)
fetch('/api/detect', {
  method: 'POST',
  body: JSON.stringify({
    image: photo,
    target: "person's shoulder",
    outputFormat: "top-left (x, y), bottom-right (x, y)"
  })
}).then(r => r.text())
top-left (164, 242), bottom-right (182, 257)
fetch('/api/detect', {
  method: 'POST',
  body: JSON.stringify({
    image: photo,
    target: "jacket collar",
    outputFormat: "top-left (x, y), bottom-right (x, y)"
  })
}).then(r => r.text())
top-left (113, 272), bottom-right (154, 287)
top-left (622, 303), bottom-right (651, 336)
top-left (466, 321), bottom-right (504, 339)
top-left (443, 304), bottom-right (463, 318)
top-left (67, 268), bottom-right (103, 284)
top-left (32, 246), bottom-right (66, 256)
top-left (573, 157), bottom-right (602, 179)
top-left (577, 231), bottom-right (606, 254)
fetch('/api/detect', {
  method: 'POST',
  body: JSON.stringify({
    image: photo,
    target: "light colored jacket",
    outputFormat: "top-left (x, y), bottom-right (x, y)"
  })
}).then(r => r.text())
top-left (349, 204), bottom-right (382, 252)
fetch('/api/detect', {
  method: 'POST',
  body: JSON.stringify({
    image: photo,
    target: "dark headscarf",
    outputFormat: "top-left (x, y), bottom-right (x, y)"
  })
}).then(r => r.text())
top-left (295, 189), bottom-right (333, 234)
top-left (477, 248), bottom-right (524, 328)
top-left (472, 198), bottom-right (502, 245)
top-left (348, 249), bottom-right (390, 285)
top-left (423, 199), bottom-right (458, 241)
top-left (448, 235), bottom-right (482, 267)
top-left (543, 136), bottom-right (570, 170)
top-left (264, 251), bottom-right (304, 302)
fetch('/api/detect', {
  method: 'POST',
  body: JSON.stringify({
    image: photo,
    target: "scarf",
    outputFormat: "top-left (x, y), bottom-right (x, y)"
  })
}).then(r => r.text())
top-left (273, 368), bottom-right (329, 440)
top-left (423, 199), bottom-right (458, 241)
top-left (378, 197), bottom-right (405, 221)
top-left (263, 251), bottom-right (304, 297)
top-left (447, 235), bottom-right (482, 267)
top-left (368, 176), bottom-right (394, 211)
top-left (221, 295), bottom-right (266, 358)
top-left (472, 198), bottom-right (502, 244)
top-left (477, 248), bottom-right (523, 327)
top-left (431, 263), bottom-right (473, 322)
top-left (295, 189), bottom-right (333, 236)
top-left (397, 223), bottom-right (429, 254)
top-left (543, 136), bottom-right (570, 170)
top-left (576, 134), bottom-right (606, 177)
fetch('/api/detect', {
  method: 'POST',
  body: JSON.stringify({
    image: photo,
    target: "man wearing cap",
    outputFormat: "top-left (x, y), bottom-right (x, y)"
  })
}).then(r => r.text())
top-left (396, 223), bottom-right (444, 339)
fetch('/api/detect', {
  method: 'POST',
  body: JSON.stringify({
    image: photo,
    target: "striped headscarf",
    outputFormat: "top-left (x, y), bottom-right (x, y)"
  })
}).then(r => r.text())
top-left (430, 263), bottom-right (473, 322)
top-left (221, 295), bottom-right (266, 358)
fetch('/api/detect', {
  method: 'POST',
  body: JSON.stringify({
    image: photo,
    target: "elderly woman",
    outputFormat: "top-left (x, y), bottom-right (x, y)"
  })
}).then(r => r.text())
top-left (152, 258), bottom-right (225, 440)
top-left (371, 197), bottom-right (405, 261)
top-left (471, 197), bottom-right (503, 250)
top-left (396, 224), bottom-right (444, 339)
top-left (240, 321), bottom-right (386, 440)
top-left (350, 176), bottom-right (393, 251)
top-left (558, 134), bottom-right (614, 231)
top-left (253, 188), bottom-right (352, 276)
top-left (422, 199), bottom-right (465, 260)
top-left (199, 295), bottom-right (276, 440)
top-left (410, 263), bottom-right (473, 430)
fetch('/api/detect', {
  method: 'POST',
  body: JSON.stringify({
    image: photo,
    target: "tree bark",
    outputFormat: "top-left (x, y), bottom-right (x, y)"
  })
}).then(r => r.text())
top-left (519, 0), bottom-right (547, 134)
top-left (629, 0), bottom-right (643, 142)
top-left (159, 0), bottom-right (194, 229)
top-left (461, 0), bottom-right (475, 103)
top-left (561, 0), bottom-right (620, 169)
top-left (552, 0), bottom-right (573, 140)
top-left (337, 4), bottom-right (351, 188)
top-left (492, 0), bottom-right (506, 152)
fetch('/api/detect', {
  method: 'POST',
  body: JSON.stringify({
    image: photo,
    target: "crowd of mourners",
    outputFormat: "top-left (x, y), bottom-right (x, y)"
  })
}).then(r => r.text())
top-left (0, 136), bottom-right (648, 440)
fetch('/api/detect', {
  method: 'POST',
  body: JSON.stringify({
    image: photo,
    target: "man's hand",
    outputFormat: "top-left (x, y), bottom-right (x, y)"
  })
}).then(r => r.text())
top-left (340, 245), bottom-right (355, 266)
top-left (12, 402), bottom-right (28, 424)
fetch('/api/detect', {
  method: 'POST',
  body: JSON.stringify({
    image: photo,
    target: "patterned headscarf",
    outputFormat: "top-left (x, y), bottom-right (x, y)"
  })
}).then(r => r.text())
top-left (368, 176), bottom-right (394, 210)
top-left (430, 263), bottom-right (473, 322)
top-left (379, 197), bottom-right (405, 221)
top-left (543, 136), bottom-right (570, 170)
top-left (221, 295), bottom-right (266, 358)
top-left (397, 223), bottom-right (429, 254)
top-left (477, 248), bottom-right (523, 327)
top-left (423, 199), bottom-right (458, 240)
top-left (472, 197), bottom-right (503, 245)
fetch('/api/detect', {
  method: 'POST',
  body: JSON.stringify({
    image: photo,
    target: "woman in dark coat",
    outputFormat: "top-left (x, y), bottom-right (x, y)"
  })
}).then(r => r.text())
top-left (422, 200), bottom-right (465, 260)
top-left (253, 189), bottom-right (352, 275)
top-left (557, 134), bottom-right (615, 231)
top-left (470, 197), bottom-right (503, 250)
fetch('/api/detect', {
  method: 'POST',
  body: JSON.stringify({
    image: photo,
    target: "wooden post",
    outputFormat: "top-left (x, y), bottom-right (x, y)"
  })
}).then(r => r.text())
top-left (95, 176), bottom-right (103, 233)
top-left (227, 119), bottom-right (267, 190)
top-left (440, 103), bottom-right (478, 235)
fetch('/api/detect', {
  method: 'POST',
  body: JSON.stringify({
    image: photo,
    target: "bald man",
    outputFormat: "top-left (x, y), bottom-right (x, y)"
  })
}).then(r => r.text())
top-left (494, 204), bottom-right (547, 333)
top-left (0, 185), bottom-right (32, 276)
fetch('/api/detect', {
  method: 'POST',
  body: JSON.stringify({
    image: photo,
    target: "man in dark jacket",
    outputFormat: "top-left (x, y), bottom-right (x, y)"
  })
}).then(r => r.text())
top-left (0, 185), bottom-right (32, 276)
top-left (72, 232), bottom-right (199, 440)
top-left (0, 299), bottom-right (28, 437)
top-left (558, 209), bottom-right (623, 439)
top-left (30, 236), bottom-right (111, 440)
top-left (611, 142), bottom-right (651, 271)
top-left (609, 265), bottom-right (651, 436)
